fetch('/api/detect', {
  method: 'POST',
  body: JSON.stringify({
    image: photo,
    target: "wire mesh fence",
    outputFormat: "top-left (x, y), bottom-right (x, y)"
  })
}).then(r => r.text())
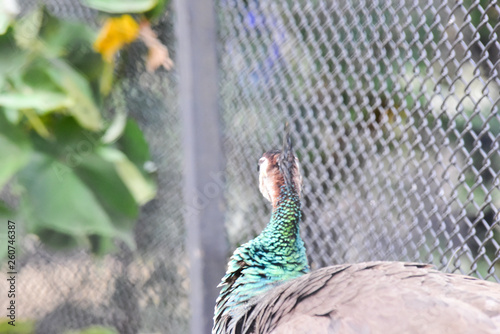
top-left (1, 0), bottom-right (500, 333)
top-left (218, 0), bottom-right (500, 281)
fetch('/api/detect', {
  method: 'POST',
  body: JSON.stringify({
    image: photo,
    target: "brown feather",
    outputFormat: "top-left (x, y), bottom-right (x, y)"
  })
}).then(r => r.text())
top-left (236, 262), bottom-right (500, 334)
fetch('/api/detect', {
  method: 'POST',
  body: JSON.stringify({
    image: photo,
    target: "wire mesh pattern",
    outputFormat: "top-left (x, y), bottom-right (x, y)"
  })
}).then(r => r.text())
top-left (218, 0), bottom-right (500, 281)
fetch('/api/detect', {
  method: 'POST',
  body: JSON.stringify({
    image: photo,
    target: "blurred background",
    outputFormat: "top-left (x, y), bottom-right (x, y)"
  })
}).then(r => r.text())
top-left (0, 0), bottom-right (499, 333)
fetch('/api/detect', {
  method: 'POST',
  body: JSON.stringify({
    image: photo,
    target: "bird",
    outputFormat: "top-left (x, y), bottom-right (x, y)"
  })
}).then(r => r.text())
top-left (213, 127), bottom-right (500, 334)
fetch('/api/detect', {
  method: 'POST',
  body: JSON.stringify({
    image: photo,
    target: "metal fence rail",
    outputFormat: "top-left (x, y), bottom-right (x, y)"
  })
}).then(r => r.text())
top-left (2, 0), bottom-right (500, 333)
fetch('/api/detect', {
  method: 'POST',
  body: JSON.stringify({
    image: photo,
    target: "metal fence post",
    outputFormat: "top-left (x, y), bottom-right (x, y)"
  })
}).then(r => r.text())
top-left (175, 0), bottom-right (228, 333)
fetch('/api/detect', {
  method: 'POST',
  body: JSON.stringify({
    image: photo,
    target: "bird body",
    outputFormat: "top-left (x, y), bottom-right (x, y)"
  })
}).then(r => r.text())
top-left (213, 129), bottom-right (500, 333)
top-left (243, 261), bottom-right (500, 334)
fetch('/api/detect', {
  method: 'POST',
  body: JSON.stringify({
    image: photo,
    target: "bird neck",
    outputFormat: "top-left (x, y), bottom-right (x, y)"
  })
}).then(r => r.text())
top-left (213, 184), bottom-right (308, 333)
top-left (261, 184), bottom-right (302, 244)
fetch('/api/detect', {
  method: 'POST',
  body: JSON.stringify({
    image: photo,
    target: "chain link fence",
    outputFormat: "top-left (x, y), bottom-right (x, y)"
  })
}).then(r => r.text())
top-left (2, 0), bottom-right (500, 333)
top-left (218, 0), bottom-right (500, 281)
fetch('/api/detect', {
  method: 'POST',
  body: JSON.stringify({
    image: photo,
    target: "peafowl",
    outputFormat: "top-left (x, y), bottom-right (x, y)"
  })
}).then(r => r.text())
top-left (213, 129), bottom-right (500, 334)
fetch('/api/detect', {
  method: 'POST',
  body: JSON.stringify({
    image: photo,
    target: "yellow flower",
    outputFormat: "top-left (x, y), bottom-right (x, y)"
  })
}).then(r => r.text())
top-left (94, 15), bottom-right (140, 62)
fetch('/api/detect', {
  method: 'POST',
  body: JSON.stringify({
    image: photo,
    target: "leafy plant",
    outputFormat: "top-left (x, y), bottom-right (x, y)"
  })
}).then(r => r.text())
top-left (0, 4), bottom-right (163, 255)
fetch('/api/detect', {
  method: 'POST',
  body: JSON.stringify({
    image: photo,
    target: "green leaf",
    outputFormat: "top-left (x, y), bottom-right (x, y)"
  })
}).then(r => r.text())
top-left (75, 151), bottom-right (139, 225)
top-left (145, 0), bottom-right (170, 22)
top-left (4, 109), bottom-right (21, 124)
top-left (44, 59), bottom-right (102, 131)
top-left (98, 147), bottom-right (156, 205)
top-left (0, 119), bottom-right (31, 188)
top-left (0, 318), bottom-right (34, 334)
top-left (13, 7), bottom-right (43, 50)
top-left (40, 11), bottom-right (96, 56)
top-left (0, 28), bottom-right (29, 77)
top-left (118, 119), bottom-right (151, 166)
top-left (83, 0), bottom-right (158, 13)
top-left (21, 108), bottom-right (51, 138)
top-left (65, 325), bottom-right (118, 334)
top-left (19, 59), bottom-right (61, 93)
top-left (0, 91), bottom-right (73, 112)
top-left (88, 234), bottom-right (115, 255)
top-left (18, 153), bottom-right (119, 247)
top-left (35, 229), bottom-right (80, 250)
top-left (102, 109), bottom-right (127, 144)
top-left (31, 116), bottom-right (96, 154)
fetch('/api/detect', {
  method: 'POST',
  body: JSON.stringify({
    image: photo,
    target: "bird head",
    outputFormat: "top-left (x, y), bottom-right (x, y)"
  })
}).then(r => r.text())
top-left (258, 127), bottom-right (302, 207)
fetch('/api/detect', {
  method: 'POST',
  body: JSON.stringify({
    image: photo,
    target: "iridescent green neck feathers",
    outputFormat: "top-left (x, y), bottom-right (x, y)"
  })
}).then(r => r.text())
top-left (213, 183), bottom-right (309, 333)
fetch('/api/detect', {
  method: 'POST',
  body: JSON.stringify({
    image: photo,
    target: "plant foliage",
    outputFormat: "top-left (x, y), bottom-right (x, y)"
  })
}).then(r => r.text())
top-left (0, 5), bottom-right (159, 255)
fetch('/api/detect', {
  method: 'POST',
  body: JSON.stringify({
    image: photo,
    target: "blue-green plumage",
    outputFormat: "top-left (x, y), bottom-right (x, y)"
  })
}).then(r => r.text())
top-left (213, 139), bottom-right (309, 334)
